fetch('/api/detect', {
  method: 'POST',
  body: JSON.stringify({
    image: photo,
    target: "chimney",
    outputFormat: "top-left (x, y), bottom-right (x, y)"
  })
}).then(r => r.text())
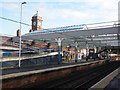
top-left (17, 29), bottom-right (20, 37)
top-left (29, 29), bottom-right (33, 32)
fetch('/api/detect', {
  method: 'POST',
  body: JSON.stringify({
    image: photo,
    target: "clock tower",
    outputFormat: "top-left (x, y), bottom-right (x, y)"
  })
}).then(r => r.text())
top-left (32, 11), bottom-right (43, 31)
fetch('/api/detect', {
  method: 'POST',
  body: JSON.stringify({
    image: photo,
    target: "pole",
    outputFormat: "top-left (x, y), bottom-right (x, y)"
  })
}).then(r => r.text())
top-left (93, 45), bottom-right (96, 61)
top-left (75, 41), bottom-right (78, 62)
top-left (18, 2), bottom-right (26, 68)
top-left (56, 38), bottom-right (62, 64)
top-left (58, 45), bottom-right (61, 64)
top-left (18, 3), bottom-right (22, 68)
top-left (86, 42), bottom-right (88, 61)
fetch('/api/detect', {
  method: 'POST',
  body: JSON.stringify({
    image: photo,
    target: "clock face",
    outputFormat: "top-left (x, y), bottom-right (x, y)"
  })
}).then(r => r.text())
top-left (38, 22), bottom-right (41, 26)
top-left (33, 22), bottom-right (36, 26)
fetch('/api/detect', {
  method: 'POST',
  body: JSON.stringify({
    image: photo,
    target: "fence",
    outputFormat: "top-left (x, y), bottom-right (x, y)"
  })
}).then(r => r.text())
top-left (1, 52), bottom-right (61, 69)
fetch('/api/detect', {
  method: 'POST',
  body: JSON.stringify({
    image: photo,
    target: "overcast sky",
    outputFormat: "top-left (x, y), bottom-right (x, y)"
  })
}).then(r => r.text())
top-left (0, 0), bottom-right (119, 36)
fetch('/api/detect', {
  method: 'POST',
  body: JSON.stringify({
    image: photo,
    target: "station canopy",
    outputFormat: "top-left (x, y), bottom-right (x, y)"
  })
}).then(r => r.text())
top-left (13, 20), bottom-right (120, 49)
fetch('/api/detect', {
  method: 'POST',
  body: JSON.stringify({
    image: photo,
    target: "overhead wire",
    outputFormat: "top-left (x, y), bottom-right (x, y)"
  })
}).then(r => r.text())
top-left (0, 16), bottom-right (31, 26)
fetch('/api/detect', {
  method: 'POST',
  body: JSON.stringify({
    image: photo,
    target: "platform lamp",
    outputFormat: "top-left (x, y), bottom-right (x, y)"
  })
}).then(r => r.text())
top-left (18, 2), bottom-right (27, 68)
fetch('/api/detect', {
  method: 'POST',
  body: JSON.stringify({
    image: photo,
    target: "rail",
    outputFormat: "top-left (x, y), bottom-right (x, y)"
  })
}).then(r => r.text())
top-left (22, 61), bottom-right (120, 89)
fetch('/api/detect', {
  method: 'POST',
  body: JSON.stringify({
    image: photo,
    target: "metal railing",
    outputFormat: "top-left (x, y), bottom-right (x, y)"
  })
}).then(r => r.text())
top-left (24, 20), bottom-right (119, 36)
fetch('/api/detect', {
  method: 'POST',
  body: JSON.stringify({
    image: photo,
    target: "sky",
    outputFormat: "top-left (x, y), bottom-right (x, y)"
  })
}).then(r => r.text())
top-left (0, 0), bottom-right (119, 36)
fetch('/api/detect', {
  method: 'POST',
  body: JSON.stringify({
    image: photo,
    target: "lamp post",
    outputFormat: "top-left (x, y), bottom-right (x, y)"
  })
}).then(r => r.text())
top-left (18, 2), bottom-right (26, 68)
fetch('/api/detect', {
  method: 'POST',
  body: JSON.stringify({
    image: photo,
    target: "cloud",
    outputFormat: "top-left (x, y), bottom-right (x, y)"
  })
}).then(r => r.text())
top-left (84, 0), bottom-right (119, 9)
top-left (1, 0), bottom-right (17, 2)
top-left (23, 0), bottom-right (118, 27)
top-left (35, 7), bottom-right (90, 20)
top-left (0, 1), bottom-right (21, 12)
top-left (1, 0), bottom-right (60, 3)
top-left (1, 0), bottom-right (119, 36)
top-left (1, 0), bottom-right (118, 22)
top-left (54, 9), bottom-right (95, 21)
top-left (1, 3), bottom-right (19, 11)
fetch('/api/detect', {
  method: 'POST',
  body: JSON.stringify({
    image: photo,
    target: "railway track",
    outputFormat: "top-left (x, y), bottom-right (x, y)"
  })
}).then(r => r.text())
top-left (23, 61), bottom-right (120, 89)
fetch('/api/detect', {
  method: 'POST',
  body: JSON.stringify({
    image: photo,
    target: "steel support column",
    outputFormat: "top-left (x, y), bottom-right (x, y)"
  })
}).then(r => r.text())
top-left (75, 41), bottom-right (78, 62)
top-left (56, 38), bottom-right (63, 64)
top-left (86, 42), bottom-right (88, 61)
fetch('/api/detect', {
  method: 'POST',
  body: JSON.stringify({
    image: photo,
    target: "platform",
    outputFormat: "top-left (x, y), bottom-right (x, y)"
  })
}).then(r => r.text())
top-left (1, 59), bottom-right (106, 89)
top-left (1, 59), bottom-right (99, 79)
top-left (89, 66), bottom-right (120, 90)
top-left (105, 73), bottom-right (120, 90)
